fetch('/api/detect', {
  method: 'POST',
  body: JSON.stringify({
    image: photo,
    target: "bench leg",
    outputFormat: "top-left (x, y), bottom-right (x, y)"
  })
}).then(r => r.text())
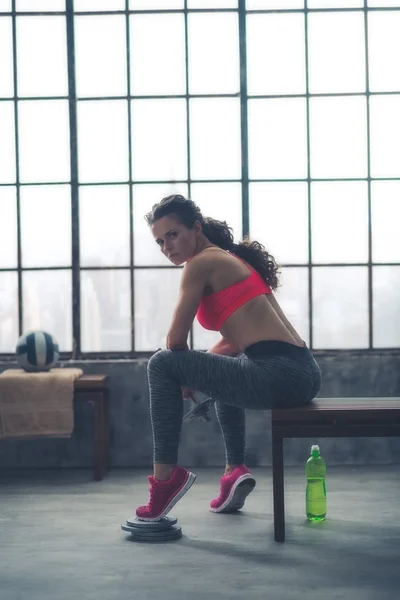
top-left (272, 431), bottom-right (285, 542)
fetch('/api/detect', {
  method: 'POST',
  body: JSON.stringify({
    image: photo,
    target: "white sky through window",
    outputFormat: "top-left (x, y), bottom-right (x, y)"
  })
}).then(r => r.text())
top-left (0, 6), bottom-right (399, 352)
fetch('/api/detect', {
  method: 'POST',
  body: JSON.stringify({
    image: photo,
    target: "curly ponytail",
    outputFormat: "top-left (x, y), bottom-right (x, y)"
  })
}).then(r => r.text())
top-left (145, 194), bottom-right (280, 290)
top-left (202, 216), bottom-right (280, 290)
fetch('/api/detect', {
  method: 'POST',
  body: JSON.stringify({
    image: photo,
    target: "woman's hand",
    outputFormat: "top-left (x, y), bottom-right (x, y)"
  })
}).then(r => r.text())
top-left (166, 338), bottom-right (189, 351)
top-left (181, 386), bottom-right (196, 401)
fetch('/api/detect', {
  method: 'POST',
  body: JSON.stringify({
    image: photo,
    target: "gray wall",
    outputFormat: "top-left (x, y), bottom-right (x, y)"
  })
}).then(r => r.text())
top-left (0, 351), bottom-right (400, 470)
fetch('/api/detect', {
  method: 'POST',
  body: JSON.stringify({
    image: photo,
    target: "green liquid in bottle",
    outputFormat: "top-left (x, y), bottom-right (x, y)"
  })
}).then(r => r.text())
top-left (305, 445), bottom-right (327, 522)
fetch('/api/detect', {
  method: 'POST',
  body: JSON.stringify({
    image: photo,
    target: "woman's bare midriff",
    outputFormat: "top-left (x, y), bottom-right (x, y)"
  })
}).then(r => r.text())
top-left (201, 247), bottom-right (305, 352)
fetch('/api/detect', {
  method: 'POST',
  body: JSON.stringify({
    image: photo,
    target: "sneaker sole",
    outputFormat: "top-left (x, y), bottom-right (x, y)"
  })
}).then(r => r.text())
top-left (137, 471), bottom-right (197, 522)
top-left (210, 474), bottom-right (256, 514)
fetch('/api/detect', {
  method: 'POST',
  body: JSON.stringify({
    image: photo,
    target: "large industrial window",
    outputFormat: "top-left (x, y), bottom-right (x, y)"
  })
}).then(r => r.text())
top-left (0, 0), bottom-right (399, 359)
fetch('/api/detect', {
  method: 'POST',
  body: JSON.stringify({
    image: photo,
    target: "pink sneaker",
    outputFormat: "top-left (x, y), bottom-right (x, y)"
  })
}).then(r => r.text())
top-left (136, 466), bottom-right (196, 521)
top-left (210, 465), bottom-right (256, 513)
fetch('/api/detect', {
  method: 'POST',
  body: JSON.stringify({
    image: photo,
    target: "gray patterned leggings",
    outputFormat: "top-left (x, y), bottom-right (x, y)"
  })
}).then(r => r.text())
top-left (147, 340), bottom-right (322, 465)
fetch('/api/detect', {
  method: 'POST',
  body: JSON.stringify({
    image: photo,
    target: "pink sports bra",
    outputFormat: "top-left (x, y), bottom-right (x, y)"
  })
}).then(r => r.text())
top-left (196, 252), bottom-right (272, 331)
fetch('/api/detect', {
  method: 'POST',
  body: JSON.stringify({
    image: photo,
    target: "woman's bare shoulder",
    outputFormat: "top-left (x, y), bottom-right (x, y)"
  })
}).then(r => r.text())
top-left (184, 247), bottom-right (221, 274)
top-left (191, 246), bottom-right (226, 265)
top-left (185, 247), bottom-right (228, 286)
top-left (195, 247), bottom-right (253, 292)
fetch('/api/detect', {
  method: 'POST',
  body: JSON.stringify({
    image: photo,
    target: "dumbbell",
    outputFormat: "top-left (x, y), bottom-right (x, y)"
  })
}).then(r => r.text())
top-left (183, 391), bottom-right (215, 424)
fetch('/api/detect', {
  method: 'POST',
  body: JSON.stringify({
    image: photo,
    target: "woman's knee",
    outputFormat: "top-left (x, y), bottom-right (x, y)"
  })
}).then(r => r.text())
top-left (147, 348), bottom-right (170, 375)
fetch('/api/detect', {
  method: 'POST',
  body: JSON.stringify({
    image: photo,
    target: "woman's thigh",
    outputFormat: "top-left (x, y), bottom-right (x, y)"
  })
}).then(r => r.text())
top-left (147, 348), bottom-right (315, 410)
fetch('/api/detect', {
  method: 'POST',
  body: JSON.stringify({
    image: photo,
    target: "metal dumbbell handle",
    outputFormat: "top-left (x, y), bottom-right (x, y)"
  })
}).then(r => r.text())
top-left (183, 391), bottom-right (214, 423)
top-left (188, 398), bottom-right (211, 423)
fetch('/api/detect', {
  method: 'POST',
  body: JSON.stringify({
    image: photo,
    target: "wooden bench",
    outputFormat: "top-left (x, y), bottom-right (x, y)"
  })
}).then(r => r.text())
top-left (74, 374), bottom-right (110, 481)
top-left (270, 397), bottom-right (400, 542)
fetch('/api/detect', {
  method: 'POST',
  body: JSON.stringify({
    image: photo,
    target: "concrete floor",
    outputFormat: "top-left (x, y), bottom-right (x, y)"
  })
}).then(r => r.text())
top-left (0, 466), bottom-right (399, 600)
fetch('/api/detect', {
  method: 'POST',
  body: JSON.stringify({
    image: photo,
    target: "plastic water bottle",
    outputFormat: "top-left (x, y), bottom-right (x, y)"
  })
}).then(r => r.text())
top-left (305, 444), bottom-right (327, 521)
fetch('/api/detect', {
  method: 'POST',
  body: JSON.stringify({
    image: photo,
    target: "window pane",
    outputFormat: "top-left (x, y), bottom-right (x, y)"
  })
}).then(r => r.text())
top-left (248, 98), bottom-right (307, 180)
top-left (188, 13), bottom-right (239, 94)
top-left (192, 325), bottom-right (221, 352)
top-left (134, 268), bottom-right (181, 351)
top-left (17, 0), bottom-right (65, 9)
top-left (369, 12), bottom-right (400, 92)
top-left (0, 1), bottom-right (11, 11)
top-left (188, 0), bottom-right (237, 7)
top-left (131, 99), bottom-right (187, 181)
top-left (247, 14), bottom-right (305, 96)
top-left (130, 0), bottom-right (183, 9)
top-left (313, 267), bottom-right (369, 349)
top-left (249, 182), bottom-right (308, 264)
top-left (80, 185), bottom-right (130, 267)
top-left (0, 18), bottom-right (13, 96)
top-left (275, 267), bottom-right (309, 346)
top-left (246, 0), bottom-right (303, 8)
top-left (20, 185), bottom-right (71, 268)
top-left (308, 0), bottom-right (362, 7)
top-left (373, 266), bottom-right (400, 348)
top-left (370, 95), bottom-right (400, 178)
top-left (133, 183), bottom-right (189, 266)
top-left (75, 16), bottom-right (127, 98)
top-left (0, 102), bottom-right (16, 183)
top-left (130, 14), bottom-right (185, 96)
top-left (23, 270), bottom-right (72, 352)
top-left (371, 181), bottom-right (400, 263)
top-left (75, 0), bottom-right (124, 9)
top-left (308, 12), bottom-right (366, 94)
top-left (18, 100), bottom-right (70, 183)
top-left (0, 187), bottom-right (17, 268)
top-left (81, 270), bottom-right (131, 352)
top-left (309, 96), bottom-right (368, 179)
top-left (368, 0), bottom-right (400, 6)
top-left (0, 272), bottom-right (18, 353)
top-left (77, 100), bottom-right (129, 183)
top-left (190, 98), bottom-right (241, 179)
top-left (311, 182), bottom-right (368, 264)
top-left (190, 182), bottom-right (242, 240)
top-left (17, 17), bottom-right (68, 97)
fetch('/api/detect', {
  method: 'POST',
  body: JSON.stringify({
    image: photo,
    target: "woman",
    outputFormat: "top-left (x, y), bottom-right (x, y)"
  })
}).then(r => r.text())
top-left (136, 194), bottom-right (321, 521)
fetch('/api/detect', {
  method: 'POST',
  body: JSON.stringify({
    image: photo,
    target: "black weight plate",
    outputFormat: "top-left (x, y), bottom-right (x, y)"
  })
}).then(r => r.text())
top-left (125, 516), bottom-right (177, 530)
top-left (121, 523), bottom-right (182, 542)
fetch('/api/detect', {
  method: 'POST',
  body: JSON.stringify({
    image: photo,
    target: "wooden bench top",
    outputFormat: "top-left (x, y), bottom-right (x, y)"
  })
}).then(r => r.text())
top-left (74, 374), bottom-right (109, 390)
top-left (272, 397), bottom-right (400, 422)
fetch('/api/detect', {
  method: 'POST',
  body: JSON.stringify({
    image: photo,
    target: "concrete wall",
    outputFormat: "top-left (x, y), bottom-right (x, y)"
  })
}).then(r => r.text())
top-left (0, 351), bottom-right (400, 470)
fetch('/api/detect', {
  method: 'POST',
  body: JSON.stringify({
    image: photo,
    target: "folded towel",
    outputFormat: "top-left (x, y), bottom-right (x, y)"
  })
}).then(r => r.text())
top-left (0, 368), bottom-right (84, 440)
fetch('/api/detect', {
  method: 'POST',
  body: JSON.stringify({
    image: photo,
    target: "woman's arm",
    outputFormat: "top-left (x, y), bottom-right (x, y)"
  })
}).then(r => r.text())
top-left (166, 256), bottom-right (209, 350)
